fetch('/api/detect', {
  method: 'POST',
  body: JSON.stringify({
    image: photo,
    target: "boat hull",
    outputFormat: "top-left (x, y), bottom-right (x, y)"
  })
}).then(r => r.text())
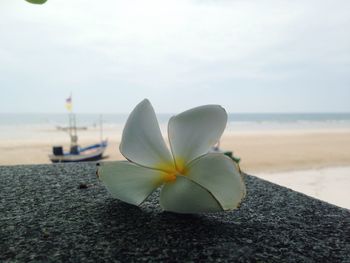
top-left (49, 153), bottom-right (104, 163)
top-left (49, 140), bottom-right (108, 163)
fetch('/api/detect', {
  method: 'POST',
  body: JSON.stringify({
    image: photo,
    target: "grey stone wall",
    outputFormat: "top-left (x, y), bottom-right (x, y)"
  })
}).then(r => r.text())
top-left (1, 163), bottom-right (349, 262)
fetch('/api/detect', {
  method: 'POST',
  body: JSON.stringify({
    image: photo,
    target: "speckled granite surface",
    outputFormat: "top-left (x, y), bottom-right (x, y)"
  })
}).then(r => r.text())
top-left (1, 163), bottom-right (349, 262)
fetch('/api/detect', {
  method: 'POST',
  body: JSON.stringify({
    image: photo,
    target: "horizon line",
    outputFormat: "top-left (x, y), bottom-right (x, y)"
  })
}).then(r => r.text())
top-left (1, 111), bottom-right (350, 115)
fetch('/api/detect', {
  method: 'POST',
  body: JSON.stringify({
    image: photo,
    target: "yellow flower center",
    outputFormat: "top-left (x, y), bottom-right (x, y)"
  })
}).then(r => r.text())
top-left (156, 158), bottom-right (187, 183)
top-left (163, 171), bottom-right (177, 182)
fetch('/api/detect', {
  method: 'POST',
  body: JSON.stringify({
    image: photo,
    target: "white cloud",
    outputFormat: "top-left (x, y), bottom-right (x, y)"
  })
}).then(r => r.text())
top-left (0, 0), bottom-right (349, 112)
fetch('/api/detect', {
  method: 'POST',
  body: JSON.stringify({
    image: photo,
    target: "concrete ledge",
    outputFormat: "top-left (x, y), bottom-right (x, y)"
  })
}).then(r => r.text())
top-left (1, 163), bottom-right (349, 262)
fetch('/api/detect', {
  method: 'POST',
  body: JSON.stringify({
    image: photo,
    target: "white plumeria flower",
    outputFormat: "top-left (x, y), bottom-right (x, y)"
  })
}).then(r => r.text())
top-left (97, 99), bottom-right (246, 214)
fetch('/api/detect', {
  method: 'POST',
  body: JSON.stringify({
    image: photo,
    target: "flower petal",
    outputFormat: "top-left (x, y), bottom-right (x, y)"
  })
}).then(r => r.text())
top-left (120, 99), bottom-right (174, 172)
top-left (186, 153), bottom-right (246, 210)
top-left (98, 161), bottom-right (167, 206)
top-left (168, 105), bottom-right (227, 168)
top-left (160, 176), bottom-right (223, 213)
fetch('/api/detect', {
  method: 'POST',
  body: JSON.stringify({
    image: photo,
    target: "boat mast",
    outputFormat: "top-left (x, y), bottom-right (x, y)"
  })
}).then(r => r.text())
top-left (99, 114), bottom-right (103, 142)
top-left (66, 94), bottom-right (78, 150)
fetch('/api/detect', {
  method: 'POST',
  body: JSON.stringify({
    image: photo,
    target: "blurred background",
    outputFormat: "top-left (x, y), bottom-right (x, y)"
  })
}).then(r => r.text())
top-left (0, 0), bottom-right (349, 208)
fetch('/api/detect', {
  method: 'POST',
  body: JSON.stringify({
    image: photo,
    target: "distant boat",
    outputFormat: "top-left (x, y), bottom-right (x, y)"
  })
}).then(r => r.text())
top-left (49, 139), bottom-right (108, 163)
top-left (49, 96), bottom-right (108, 163)
top-left (56, 125), bottom-right (88, 131)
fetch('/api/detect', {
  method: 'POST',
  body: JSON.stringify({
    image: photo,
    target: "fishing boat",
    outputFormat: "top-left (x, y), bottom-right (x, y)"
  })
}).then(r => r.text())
top-left (49, 96), bottom-right (108, 163)
top-left (49, 140), bottom-right (108, 163)
top-left (56, 125), bottom-right (88, 131)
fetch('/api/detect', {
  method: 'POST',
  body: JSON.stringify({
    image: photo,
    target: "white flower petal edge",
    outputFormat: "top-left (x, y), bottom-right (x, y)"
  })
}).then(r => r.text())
top-left (168, 105), bottom-right (227, 170)
top-left (98, 161), bottom-right (167, 206)
top-left (120, 99), bottom-right (175, 172)
top-left (186, 153), bottom-right (246, 210)
top-left (160, 176), bottom-right (223, 213)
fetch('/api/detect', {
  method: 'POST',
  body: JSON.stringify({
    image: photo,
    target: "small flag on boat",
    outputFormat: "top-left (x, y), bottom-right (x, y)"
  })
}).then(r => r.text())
top-left (65, 95), bottom-right (72, 112)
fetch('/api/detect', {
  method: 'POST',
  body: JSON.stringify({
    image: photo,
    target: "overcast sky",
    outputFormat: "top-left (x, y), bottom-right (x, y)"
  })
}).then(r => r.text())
top-left (0, 0), bottom-right (349, 113)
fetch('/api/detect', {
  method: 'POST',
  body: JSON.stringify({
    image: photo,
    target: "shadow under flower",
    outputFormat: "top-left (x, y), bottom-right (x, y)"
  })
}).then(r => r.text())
top-left (97, 197), bottom-right (252, 247)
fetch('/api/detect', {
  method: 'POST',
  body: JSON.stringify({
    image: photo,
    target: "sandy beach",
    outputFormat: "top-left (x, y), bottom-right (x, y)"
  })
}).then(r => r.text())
top-left (221, 131), bottom-right (350, 173)
top-left (0, 127), bottom-right (349, 209)
top-left (1, 128), bottom-right (350, 171)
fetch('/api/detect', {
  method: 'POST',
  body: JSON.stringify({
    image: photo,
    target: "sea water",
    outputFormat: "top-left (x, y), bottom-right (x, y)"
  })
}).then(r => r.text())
top-left (1, 113), bottom-right (350, 140)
